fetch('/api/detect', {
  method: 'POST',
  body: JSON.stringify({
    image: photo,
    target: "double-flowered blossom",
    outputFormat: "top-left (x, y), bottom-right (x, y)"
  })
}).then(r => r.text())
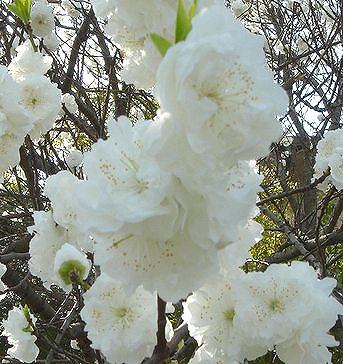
top-left (0, 66), bottom-right (31, 176)
top-left (68, 116), bottom-right (219, 300)
top-left (18, 75), bottom-right (62, 138)
top-left (315, 128), bottom-right (343, 190)
top-left (184, 262), bottom-right (342, 363)
top-left (3, 307), bottom-right (39, 363)
top-left (183, 272), bottom-right (247, 363)
top-left (156, 5), bottom-right (288, 166)
top-left (0, 40), bottom-right (61, 176)
top-left (75, 116), bottom-right (173, 234)
top-left (8, 40), bottom-right (62, 138)
top-left (80, 273), bottom-right (158, 364)
top-left (90, 0), bottom-right (175, 88)
top-left (235, 262), bottom-right (342, 363)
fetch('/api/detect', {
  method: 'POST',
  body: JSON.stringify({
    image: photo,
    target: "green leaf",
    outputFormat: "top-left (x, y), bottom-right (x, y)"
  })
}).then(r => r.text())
top-left (6, 0), bottom-right (32, 24)
top-left (175, 0), bottom-right (198, 43)
top-left (188, 0), bottom-right (198, 19)
top-left (150, 33), bottom-right (172, 56)
top-left (22, 304), bottom-right (31, 322)
top-left (6, 3), bottom-right (22, 19)
top-left (175, 0), bottom-right (192, 42)
top-left (22, 0), bottom-right (32, 23)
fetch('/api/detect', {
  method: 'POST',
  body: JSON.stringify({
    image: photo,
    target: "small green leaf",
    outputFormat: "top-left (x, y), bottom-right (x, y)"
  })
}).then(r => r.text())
top-left (23, 0), bottom-right (32, 22)
top-left (6, 0), bottom-right (32, 24)
top-left (150, 33), bottom-right (172, 56)
top-left (22, 324), bottom-right (31, 333)
top-left (188, 0), bottom-right (198, 19)
top-left (6, 3), bottom-right (22, 19)
top-left (175, 0), bottom-right (192, 42)
top-left (22, 304), bottom-right (31, 322)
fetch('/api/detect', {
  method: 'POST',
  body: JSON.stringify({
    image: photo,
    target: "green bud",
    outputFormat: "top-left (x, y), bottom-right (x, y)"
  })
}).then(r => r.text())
top-left (58, 259), bottom-right (87, 286)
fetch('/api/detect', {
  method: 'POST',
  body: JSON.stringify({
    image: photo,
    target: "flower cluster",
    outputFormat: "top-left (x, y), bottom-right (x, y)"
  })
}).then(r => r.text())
top-left (0, 39), bottom-right (61, 178)
top-left (80, 273), bottom-right (160, 364)
top-left (315, 128), bottom-right (343, 191)
top-left (6, 1), bottom-right (339, 363)
top-left (183, 262), bottom-right (342, 364)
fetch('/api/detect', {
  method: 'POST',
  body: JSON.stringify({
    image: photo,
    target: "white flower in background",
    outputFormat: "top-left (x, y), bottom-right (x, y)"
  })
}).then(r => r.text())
top-left (44, 171), bottom-right (92, 251)
top-left (61, 93), bottom-right (78, 114)
top-left (0, 133), bottom-right (26, 178)
top-left (54, 243), bottom-right (91, 288)
top-left (91, 0), bottom-right (222, 88)
top-left (120, 40), bottom-right (164, 90)
top-left (233, 262), bottom-right (342, 362)
top-left (75, 116), bottom-right (172, 235)
top-left (156, 5), bottom-right (288, 165)
top-left (91, 0), bottom-right (176, 47)
top-left (30, 0), bottom-right (55, 38)
top-left (94, 229), bottom-right (219, 302)
top-left (230, 0), bottom-right (249, 17)
top-left (18, 75), bottom-right (62, 138)
top-left (316, 129), bottom-right (343, 169)
top-left (0, 66), bottom-right (32, 176)
top-left (3, 307), bottom-right (39, 363)
top-left (8, 40), bottom-right (52, 80)
top-left (9, 36), bottom-right (20, 58)
top-left (28, 211), bottom-right (68, 288)
top-left (43, 32), bottom-right (60, 51)
top-left (44, 171), bottom-right (80, 229)
top-left (183, 273), bottom-right (250, 362)
top-left (61, 0), bottom-right (80, 18)
top-left (315, 128), bottom-right (343, 191)
top-left (329, 155), bottom-right (343, 190)
top-left (80, 273), bottom-right (158, 364)
top-left (65, 149), bottom-right (83, 168)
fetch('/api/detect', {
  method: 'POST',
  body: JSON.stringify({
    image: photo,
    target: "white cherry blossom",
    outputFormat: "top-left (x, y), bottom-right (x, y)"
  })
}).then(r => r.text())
top-left (233, 262), bottom-right (342, 362)
top-left (156, 5), bottom-right (288, 165)
top-left (30, 0), bottom-right (55, 38)
top-left (3, 307), bottom-right (39, 363)
top-left (80, 273), bottom-right (158, 364)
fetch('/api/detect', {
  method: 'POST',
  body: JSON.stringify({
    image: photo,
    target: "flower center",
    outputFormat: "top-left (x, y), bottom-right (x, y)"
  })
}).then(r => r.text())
top-left (116, 307), bottom-right (128, 318)
top-left (269, 298), bottom-right (284, 313)
top-left (224, 308), bottom-right (235, 321)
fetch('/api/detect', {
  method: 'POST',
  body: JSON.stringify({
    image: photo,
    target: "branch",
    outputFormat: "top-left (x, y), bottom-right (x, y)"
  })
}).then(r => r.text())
top-left (260, 206), bottom-right (321, 269)
top-left (257, 169), bottom-right (330, 206)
